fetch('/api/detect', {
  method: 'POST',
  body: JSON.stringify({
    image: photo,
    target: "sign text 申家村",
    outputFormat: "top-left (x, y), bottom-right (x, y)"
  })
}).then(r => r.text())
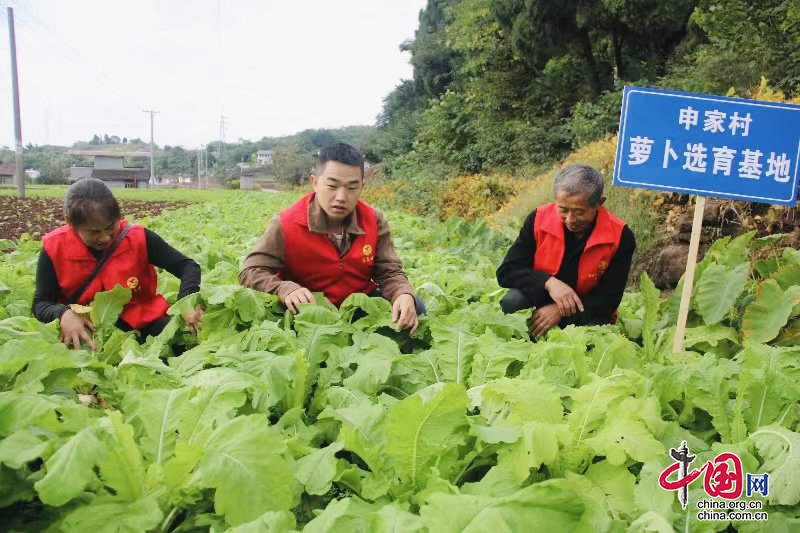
top-left (613, 86), bottom-right (800, 205)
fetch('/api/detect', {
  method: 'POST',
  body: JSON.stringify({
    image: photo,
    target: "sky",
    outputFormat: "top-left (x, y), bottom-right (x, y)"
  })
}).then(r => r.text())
top-left (0, 0), bottom-right (426, 149)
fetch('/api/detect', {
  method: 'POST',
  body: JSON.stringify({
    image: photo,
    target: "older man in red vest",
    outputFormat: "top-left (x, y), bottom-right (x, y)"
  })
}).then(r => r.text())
top-left (240, 142), bottom-right (422, 333)
top-left (497, 164), bottom-right (635, 337)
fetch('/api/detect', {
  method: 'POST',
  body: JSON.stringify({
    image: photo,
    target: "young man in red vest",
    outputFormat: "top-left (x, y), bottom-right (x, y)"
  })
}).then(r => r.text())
top-left (240, 142), bottom-right (423, 333)
top-left (496, 164), bottom-right (635, 337)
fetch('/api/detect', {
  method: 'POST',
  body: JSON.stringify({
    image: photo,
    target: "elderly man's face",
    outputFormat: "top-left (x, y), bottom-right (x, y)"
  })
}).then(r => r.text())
top-left (555, 190), bottom-right (603, 238)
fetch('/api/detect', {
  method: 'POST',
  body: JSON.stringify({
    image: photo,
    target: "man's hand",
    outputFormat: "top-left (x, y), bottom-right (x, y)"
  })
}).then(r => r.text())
top-left (183, 305), bottom-right (204, 336)
top-left (59, 309), bottom-right (96, 350)
top-left (530, 304), bottom-right (562, 338)
top-left (544, 277), bottom-right (584, 317)
top-left (392, 293), bottom-right (418, 334)
top-left (282, 287), bottom-right (315, 313)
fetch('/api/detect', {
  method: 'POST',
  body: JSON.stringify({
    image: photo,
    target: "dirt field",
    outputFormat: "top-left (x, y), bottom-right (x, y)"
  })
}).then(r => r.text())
top-left (0, 197), bottom-right (190, 241)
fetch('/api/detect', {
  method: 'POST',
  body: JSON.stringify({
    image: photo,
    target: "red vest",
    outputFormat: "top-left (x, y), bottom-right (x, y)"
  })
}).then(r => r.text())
top-left (533, 202), bottom-right (625, 302)
top-left (42, 220), bottom-right (169, 329)
top-left (279, 193), bottom-right (378, 306)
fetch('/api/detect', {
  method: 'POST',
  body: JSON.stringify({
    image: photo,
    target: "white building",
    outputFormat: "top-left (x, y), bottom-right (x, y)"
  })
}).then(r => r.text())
top-left (256, 150), bottom-right (273, 166)
top-left (68, 150), bottom-right (151, 188)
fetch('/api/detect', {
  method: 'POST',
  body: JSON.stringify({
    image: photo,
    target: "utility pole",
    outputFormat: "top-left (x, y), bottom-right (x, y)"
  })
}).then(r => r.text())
top-left (143, 110), bottom-right (159, 186)
top-left (7, 7), bottom-right (24, 198)
top-left (197, 144), bottom-right (206, 188)
top-left (204, 146), bottom-right (208, 189)
top-left (217, 114), bottom-right (226, 169)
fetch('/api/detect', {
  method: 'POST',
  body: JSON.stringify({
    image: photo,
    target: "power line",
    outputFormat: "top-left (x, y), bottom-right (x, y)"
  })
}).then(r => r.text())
top-left (4, 0), bottom-right (127, 92)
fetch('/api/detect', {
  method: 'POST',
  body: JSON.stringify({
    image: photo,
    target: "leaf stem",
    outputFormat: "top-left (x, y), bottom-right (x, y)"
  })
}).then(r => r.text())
top-left (160, 506), bottom-right (179, 533)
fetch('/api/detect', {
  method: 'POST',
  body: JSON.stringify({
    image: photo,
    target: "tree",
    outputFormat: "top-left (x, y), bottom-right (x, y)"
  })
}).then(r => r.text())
top-left (405, 0), bottom-right (460, 99)
top-left (374, 0), bottom-right (706, 173)
top-left (663, 0), bottom-right (800, 97)
top-left (35, 152), bottom-right (73, 184)
top-left (273, 146), bottom-right (312, 186)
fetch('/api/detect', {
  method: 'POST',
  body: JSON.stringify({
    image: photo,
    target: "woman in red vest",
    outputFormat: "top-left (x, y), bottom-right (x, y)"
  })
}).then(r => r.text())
top-left (240, 142), bottom-right (423, 333)
top-left (33, 178), bottom-right (203, 350)
top-left (496, 164), bottom-right (636, 338)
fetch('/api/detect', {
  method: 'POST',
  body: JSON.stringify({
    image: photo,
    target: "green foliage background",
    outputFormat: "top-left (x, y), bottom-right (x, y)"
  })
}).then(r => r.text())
top-left (376, 0), bottom-right (800, 182)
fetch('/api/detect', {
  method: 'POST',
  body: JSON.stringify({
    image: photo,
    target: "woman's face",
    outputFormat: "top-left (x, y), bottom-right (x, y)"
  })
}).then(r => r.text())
top-left (73, 214), bottom-right (120, 251)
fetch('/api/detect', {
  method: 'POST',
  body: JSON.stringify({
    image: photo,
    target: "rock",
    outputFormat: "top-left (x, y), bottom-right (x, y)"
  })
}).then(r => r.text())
top-left (720, 221), bottom-right (742, 236)
top-left (786, 227), bottom-right (800, 249)
top-left (649, 244), bottom-right (690, 289)
top-left (703, 200), bottom-right (721, 225)
top-left (677, 213), bottom-right (693, 233)
top-left (675, 200), bottom-right (720, 232)
top-left (674, 231), bottom-right (712, 244)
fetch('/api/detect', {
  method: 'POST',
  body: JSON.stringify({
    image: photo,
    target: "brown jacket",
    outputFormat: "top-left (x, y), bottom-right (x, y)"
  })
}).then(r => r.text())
top-left (239, 197), bottom-right (414, 303)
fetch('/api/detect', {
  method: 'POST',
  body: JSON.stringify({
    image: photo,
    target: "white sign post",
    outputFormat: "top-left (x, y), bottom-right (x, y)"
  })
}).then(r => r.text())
top-left (672, 196), bottom-right (705, 353)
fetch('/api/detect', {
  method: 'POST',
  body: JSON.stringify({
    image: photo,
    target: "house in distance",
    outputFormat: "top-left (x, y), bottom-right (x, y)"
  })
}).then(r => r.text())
top-left (0, 164), bottom-right (16, 185)
top-left (68, 150), bottom-right (151, 188)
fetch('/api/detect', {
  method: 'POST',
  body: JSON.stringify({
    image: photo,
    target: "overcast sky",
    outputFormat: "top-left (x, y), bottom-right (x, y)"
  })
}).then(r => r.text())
top-left (0, 0), bottom-right (426, 149)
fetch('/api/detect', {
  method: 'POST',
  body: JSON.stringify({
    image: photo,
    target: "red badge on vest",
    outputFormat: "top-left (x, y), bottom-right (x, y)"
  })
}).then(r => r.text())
top-left (587, 257), bottom-right (609, 280)
top-left (362, 244), bottom-right (374, 264)
top-left (126, 276), bottom-right (140, 293)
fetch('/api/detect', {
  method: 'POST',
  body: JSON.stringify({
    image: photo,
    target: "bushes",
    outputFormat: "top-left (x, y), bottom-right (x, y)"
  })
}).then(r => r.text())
top-left (364, 168), bottom-right (523, 223)
top-left (439, 174), bottom-right (522, 221)
top-left (568, 90), bottom-right (624, 148)
top-left (363, 179), bottom-right (444, 218)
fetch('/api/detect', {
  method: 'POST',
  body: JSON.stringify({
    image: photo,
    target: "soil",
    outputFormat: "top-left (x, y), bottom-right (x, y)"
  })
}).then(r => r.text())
top-left (634, 195), bottom-right (800, 290)
top-left (0, 197), bottom-right (190, 241)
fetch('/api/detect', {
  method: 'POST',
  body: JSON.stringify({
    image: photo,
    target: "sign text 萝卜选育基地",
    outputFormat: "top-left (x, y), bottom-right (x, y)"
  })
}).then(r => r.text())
top-left (613, 86), bottom-right (800, 206)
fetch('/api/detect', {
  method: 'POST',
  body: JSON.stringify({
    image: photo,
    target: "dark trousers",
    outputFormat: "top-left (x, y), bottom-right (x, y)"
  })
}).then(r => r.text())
top-left (499, 288), bottom-right (534, 314)
top-left (116, 315), bottom-right (170, 341)
top-left (116, 315), bottom-right (186, 355)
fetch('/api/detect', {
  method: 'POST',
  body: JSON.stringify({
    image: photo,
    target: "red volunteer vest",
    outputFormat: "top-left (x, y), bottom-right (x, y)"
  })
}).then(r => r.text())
top-left (533, 203), bottom-right (625, 320)
top-left (42, 220), bottom-right (169, 329)
top-left (279, 193), bottom-right (378, 306)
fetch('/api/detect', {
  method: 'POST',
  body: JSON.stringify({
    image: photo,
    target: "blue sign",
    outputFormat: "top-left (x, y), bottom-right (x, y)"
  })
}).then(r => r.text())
top-left (613, 86), bottom-right (800, 205)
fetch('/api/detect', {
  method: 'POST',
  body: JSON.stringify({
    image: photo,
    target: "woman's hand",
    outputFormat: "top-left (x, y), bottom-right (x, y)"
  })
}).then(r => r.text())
top-left (59, 309), bottom-right (95, 350)
top-left (183, 305), bottom-right (204, 336)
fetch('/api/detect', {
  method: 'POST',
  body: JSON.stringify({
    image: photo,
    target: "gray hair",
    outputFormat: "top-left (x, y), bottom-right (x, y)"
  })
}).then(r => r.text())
top-left (552, 164), bottom-right (604, 206)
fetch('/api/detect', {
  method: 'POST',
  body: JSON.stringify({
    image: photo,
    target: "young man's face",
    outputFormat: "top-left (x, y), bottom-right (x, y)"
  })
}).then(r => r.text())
top-left (555, 190), bottom-right (604, 237)
top-left (311, 161), bottom-right (363, 223)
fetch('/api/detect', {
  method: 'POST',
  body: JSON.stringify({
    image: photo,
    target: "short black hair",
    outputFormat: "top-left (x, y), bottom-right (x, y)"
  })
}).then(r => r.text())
top-left (317, 142), bottom-right (364, 178)
top-left (64, 178), bottom-right (121, 227)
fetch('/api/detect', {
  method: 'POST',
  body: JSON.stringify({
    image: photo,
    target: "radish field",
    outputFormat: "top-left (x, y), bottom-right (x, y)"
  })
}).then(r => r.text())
top-left (1, 191), bottom-right (799, 532)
